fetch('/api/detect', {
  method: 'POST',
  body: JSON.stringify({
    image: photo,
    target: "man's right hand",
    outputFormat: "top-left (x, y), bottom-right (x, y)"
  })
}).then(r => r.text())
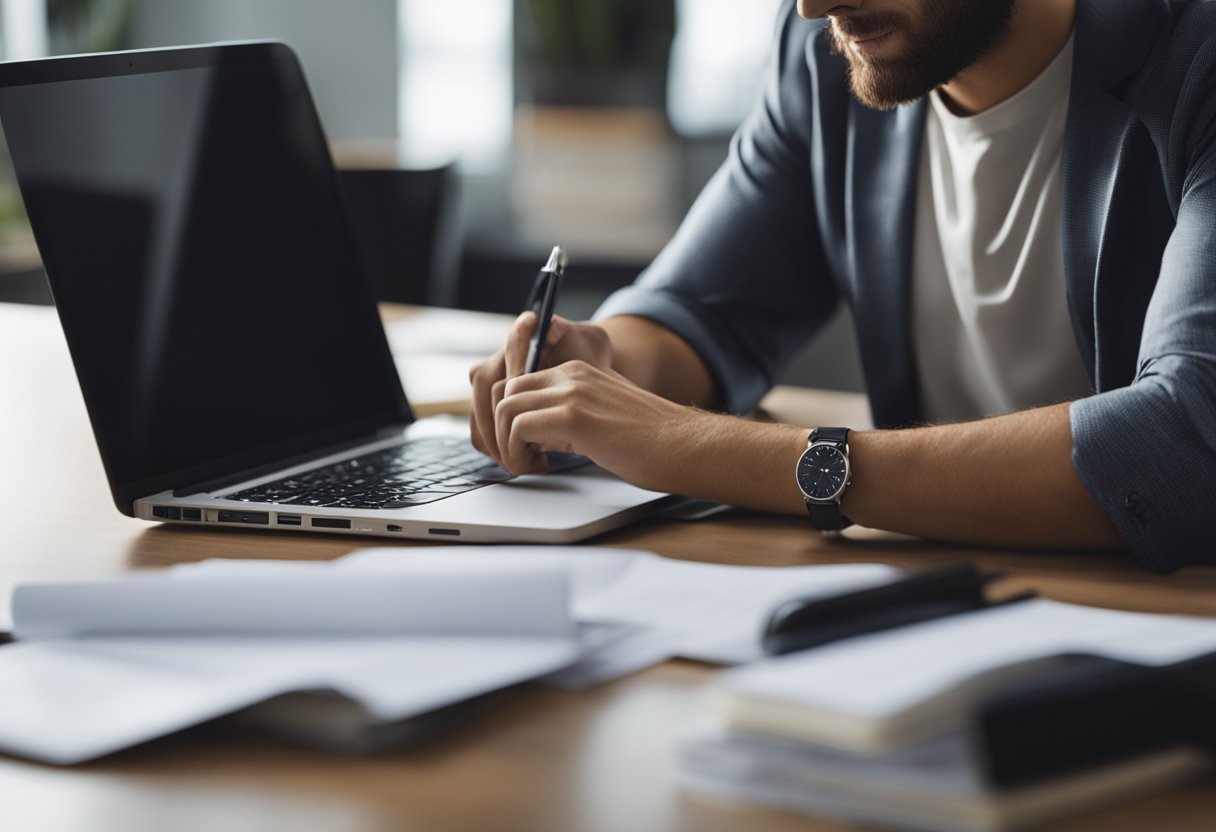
top-left (468, 312), bottom-right (613, 464)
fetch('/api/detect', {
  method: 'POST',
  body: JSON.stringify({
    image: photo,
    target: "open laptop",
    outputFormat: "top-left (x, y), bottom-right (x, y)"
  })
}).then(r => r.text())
top-left (0, 41), bottom-right (677, 543)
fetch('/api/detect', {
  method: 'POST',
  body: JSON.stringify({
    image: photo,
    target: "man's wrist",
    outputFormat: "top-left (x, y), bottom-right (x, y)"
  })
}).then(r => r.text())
top-left (654, 411), bottom-right (807, 514)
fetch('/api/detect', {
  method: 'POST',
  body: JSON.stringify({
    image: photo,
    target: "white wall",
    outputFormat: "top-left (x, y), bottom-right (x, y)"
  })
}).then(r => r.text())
top-left (128, 0), bottom-right (398, 141)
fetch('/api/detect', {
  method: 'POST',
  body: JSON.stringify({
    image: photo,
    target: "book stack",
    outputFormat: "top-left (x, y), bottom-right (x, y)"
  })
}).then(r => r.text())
top-left (679, 598), bottom-right (1216, 832)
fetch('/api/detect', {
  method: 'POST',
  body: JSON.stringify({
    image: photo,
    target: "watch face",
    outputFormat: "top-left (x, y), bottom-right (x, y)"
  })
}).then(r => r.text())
top-left (797, 443), bottom-right (848, 501)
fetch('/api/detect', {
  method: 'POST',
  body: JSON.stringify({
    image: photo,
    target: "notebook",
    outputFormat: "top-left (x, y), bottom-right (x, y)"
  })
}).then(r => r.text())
top-left (713, 599), bottom-right (1216, 753)
top-left (0, 41), bottom-right (672, 543)
top-left (680, 599), bottom-right (1216, 831)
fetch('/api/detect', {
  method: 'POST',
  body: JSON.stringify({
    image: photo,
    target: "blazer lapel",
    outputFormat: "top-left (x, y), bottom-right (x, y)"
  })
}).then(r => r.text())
top-left (846, 98), bottom-right (926, 428)
top-left (1061, 0), bottom-right (1167, 390)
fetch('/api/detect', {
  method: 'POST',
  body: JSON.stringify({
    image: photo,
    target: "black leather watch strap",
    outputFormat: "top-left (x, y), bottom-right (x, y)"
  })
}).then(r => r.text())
top-left (810, 426), bottom-right (849, 445)
top-left (808, 502), bottom-right (853, 531)
top-left (803, 427), bottom-right (853, 531)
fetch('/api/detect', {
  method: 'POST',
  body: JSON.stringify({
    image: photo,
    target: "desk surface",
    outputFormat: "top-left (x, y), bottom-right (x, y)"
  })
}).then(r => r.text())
top-left (2, 301), bottom-right (1214, 832)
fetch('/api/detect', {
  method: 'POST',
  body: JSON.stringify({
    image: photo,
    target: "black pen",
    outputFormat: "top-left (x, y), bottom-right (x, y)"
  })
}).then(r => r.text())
top-left (762, 563), bottom-right (1037, 656)
top-left (524, 245), bottom-right (567, 374)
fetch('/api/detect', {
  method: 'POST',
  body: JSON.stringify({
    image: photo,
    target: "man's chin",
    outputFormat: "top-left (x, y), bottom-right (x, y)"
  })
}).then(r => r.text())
top-left (846, 62), bottom-right (933, 110)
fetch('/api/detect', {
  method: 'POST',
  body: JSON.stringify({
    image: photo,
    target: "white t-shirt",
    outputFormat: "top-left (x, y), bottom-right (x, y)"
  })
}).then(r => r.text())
top-left (910, 35), bottom-right (1092, 424)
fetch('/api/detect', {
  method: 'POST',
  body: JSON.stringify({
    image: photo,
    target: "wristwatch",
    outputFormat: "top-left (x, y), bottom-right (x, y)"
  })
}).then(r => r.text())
top-left (795, 427), bottom-right (854, 532)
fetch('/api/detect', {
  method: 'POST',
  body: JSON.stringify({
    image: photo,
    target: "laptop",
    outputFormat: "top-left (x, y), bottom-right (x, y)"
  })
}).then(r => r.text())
top-left (0, 41), bottom-right (677, 543)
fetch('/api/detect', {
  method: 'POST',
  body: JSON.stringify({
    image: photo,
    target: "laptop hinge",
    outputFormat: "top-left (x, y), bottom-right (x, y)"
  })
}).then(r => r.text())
top-left (172, 427), bottom-right (404, 498)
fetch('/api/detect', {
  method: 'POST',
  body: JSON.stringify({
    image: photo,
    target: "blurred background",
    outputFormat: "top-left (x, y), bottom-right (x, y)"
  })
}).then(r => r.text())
top-left (0, 0), bottom-right (862, 391)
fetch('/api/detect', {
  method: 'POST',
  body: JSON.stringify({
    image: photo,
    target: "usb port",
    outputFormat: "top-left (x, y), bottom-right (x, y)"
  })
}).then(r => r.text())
top-left (386, 524), bottom-right (403, 532)
top-left (181, 508), bottom-right (202, 521)
top-left (312, 518), bottom-right (352, 529)
top-left (276, 515), bottom-right (302, 526)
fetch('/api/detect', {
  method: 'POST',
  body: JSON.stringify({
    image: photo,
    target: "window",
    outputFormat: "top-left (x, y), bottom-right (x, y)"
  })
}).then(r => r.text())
top-left (667, 0), bottom-right (783, 136)
top-left (1, 0), bottom-right (49, 61)
top-left (398, 0), bottom-right (513, 171)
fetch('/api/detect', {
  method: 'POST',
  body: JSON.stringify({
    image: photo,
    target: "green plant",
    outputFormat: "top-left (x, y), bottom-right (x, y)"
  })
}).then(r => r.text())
top-left (523, 0), bottom-right (675, 69)
top-left (48, 0), bottom-right (135, 54)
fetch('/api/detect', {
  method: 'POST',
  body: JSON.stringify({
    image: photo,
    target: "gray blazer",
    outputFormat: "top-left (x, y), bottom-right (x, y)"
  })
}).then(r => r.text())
top-left (596, 0), bottom-right (1216, 572)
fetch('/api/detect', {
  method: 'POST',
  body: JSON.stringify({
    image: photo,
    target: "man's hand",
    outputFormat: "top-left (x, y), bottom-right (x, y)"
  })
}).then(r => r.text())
top-left (468, 312), bottom-right (612, 464)
top-left (491, 359), bottom-right (714, 484)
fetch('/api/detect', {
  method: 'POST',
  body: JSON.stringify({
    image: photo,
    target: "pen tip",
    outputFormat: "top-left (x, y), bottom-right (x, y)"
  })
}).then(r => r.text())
top-left (546, 245), bottom-right (567, 273)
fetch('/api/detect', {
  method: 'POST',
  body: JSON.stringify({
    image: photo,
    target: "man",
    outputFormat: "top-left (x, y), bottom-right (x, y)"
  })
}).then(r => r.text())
top-left (469, 0), bottom-right (1216, 573)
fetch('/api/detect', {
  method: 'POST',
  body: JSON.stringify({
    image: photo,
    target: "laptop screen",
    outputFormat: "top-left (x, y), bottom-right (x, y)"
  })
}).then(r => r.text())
top-left (0, 44), bottom-right (410, 512)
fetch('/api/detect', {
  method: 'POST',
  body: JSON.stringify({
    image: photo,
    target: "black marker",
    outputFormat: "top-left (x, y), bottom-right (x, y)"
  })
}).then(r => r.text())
top-left (524, 245), bottom-right (567, 374)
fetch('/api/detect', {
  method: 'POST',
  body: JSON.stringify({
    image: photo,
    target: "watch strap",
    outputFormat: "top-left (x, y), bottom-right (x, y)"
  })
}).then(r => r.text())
top-left (808, 502), bottom-right (854, 531)
top-left (810, 426), bottom-right (849, 445)
top-left (804, 427), bottom-right (853, 531)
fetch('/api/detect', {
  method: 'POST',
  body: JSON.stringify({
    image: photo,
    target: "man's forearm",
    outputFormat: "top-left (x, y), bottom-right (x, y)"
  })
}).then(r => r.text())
top-left (668, 401), bottom-right (1126, 550)
top-left (843, 403), bottom-right (1125, 549)
top-left (600, 316), bottom-right (718, 408)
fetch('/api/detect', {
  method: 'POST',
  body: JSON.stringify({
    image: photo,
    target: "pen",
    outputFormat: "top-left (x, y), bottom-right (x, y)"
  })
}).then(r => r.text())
top-left (761, 563), bottom-right (1037, 656)
top-left (523, 245), bottom-right (567, 374)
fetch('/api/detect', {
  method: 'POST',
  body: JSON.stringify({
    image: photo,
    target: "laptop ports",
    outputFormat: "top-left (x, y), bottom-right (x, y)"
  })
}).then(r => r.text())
top-left (217, 510), bottom-right (269, 525)
top-left (312, 518), bottom-right (351, 529)
top-left (276, 515), bottom-right (302, 526)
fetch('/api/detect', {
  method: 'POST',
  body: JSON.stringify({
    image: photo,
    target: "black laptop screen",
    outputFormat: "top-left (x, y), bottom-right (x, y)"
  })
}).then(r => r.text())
top-left (0, 45), bottom-right (409, 511)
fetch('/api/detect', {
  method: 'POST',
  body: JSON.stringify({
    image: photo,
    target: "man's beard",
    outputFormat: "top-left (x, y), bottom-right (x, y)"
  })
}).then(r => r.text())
top-left (830, 0), bottom-right (1017, 110)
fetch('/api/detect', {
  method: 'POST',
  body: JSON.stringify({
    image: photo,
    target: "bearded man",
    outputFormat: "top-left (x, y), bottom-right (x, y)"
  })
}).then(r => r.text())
top-left (470, 0), bottom-right (1216, 573)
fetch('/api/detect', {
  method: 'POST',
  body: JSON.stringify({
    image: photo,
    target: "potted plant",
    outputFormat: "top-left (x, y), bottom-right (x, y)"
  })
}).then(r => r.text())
top-left (515, 0), bottom-right (677, 111)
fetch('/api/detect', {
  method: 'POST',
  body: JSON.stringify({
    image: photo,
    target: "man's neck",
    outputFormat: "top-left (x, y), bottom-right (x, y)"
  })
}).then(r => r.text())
top-left (939, 0), bottom-right (1077, 115)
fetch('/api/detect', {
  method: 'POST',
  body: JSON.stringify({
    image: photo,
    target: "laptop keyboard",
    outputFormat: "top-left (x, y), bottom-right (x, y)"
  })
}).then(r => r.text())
top-left (223, 437), bottom-right (514, 510)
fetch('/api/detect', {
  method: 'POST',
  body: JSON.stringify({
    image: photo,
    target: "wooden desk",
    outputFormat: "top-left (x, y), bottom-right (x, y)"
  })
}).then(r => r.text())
top-left (1, 301), bottom-right (1213, 832)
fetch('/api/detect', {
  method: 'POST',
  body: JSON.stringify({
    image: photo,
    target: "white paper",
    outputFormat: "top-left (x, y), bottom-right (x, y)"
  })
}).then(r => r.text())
top-left (382, 309), bottom-right (511, 409)
top-left (0, 634), bottom-right (581, 765)
top-left (383, 307), bottom-right (512, 357)
top-left (0, 546), bottom-right (903, 762)
top-left (13, 563), bottom-right (572, 640)
top-left (546, 559), bottom-right (899, 688)
top-left (172, 545), bottom-right (648, 605)
top-left (0, 555), bottom-right (590, 763)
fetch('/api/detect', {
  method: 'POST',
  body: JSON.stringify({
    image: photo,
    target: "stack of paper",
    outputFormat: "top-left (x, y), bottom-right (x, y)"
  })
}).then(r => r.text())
top-left (0, 559), bottom-right (586, 764)
top-left (170, 547), bottom-right (899, 688)
top-left (679, 600), bottom-right (1216, 831)
top-left (0, 547), bottom-right (899, 763)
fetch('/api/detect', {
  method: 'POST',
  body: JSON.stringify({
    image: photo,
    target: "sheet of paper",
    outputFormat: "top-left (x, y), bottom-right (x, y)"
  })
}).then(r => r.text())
top-left (13, 562), bottom-right (572, 640)
top-left (546, 559), bottom-right (899, 688)
top-left (172, 546), bottom-right (648, 604)
top-left (383, 307), bottom-right (512, 357)
top-left (382, 309), bottom-right (511, 411)
top-left (0, 546), bottom-right (906, 762)
top-left (395, 354), bottom-right (480, 412)
top-left (0, 634), bottom-right (581, 765)
top-left (0, 548), bottom-right (653, 763)
top-left (174, 548), bottom-right (898, 687)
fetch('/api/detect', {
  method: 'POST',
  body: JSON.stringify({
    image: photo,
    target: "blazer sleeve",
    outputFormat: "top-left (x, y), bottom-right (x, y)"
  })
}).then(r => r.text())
top-left (1069, 85), bottom-right (1216, 572)
top-left (593, 5), bottom-right (836, 414)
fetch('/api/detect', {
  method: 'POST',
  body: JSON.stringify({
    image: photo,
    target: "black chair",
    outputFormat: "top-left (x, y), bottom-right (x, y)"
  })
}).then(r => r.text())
top-left (336, 164), bottom-right (461, 306)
